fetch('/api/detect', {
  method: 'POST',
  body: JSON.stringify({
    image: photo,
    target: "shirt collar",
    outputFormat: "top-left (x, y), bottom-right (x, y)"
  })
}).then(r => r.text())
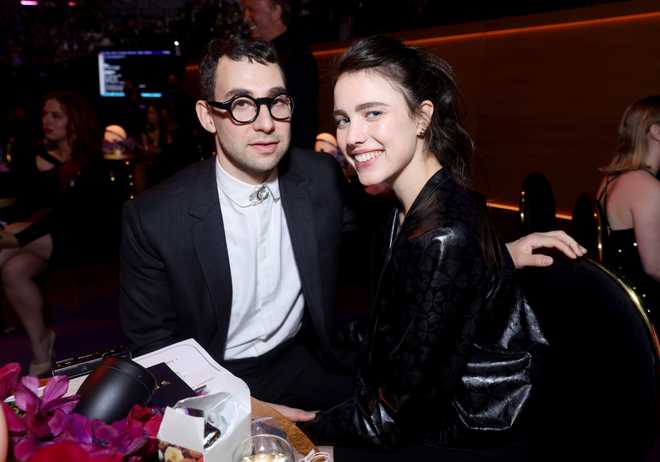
top-left (216, 157), bottom-right (281, 207)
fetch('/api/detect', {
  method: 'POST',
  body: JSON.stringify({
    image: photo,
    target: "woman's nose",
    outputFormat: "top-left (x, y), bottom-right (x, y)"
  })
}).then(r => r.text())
top-left (345, 120), bottom-right (366, 147)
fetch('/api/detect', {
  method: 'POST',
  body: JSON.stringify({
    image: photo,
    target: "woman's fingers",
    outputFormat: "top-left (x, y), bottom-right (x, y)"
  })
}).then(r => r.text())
top-left (507, 231), bottom-right (588, 269)
top-left (530, 231), bottom-right (587, 258)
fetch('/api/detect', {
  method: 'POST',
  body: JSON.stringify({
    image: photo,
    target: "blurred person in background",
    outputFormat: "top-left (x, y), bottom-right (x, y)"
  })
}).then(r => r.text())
top-left (242, 0), bottom-right (319, 149)
top-left (0, 91), bottom-right (121, 376)
top-left (597, 95), bottom-right (660, 324)
top-left (315, 132), bottom-right (352, 177)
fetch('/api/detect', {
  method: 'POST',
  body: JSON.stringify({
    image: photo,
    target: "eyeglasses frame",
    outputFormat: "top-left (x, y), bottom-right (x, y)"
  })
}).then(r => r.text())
top-left (206, 93), bottom-right (294, 125)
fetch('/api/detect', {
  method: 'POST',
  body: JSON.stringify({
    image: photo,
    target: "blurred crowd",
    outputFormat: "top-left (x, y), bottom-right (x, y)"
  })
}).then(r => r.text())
top-left (2, 0), bottom-right (625, 68)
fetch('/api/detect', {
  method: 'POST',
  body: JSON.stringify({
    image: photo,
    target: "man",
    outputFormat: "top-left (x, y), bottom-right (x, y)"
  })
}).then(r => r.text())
top-left (242, 0), bottom-right (318, 149)
top-left (120, 38), bottom-right (351, 411)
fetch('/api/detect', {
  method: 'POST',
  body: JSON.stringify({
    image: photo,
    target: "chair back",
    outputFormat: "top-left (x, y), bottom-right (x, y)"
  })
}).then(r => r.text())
top-left (519, 255), bottom-right (659, 461)
top-left (519, 172), bottom-right (557, 234)
top-left (570, 192), bottom-right (606, 262)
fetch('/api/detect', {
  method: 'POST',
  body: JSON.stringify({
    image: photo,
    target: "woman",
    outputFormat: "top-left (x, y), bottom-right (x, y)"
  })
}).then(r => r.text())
top-left (280, 36), bottom-right (585, 461)
top-left (597, 96), bottom-right (660, 324)
top-left (0, 92), bottom-right (119, 376)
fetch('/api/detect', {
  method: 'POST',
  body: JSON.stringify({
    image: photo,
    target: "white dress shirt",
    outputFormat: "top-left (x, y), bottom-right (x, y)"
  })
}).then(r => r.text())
top-left (216, 160), bottom-right (305, 359)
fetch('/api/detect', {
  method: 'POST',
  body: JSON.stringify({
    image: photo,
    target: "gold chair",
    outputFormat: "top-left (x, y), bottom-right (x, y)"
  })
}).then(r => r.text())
top-left (570, 192), bottom-right (606, 263)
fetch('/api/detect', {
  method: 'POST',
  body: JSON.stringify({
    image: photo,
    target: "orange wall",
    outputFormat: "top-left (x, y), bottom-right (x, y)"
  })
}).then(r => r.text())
top-left (313, 2), bottom-right (660, 213)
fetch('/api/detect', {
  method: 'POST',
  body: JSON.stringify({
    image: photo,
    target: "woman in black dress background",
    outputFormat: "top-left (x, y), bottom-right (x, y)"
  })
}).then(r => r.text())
top-left (0, 91), bottom-right (121, 376)
top-left (597, 96), bottom-right (660, 324)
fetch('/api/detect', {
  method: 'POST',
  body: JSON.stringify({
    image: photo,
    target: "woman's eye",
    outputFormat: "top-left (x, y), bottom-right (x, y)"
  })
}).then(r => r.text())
top-left (334, 117), bottom-right (349, 127)
top-left (366, 110), bottom-right (382, 119)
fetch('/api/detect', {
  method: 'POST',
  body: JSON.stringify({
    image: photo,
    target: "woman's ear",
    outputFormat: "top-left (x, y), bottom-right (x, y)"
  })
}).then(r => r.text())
top-left (195, 100), bottom-right (216, 134)
top-left (649, 123), bottom-right (660, 142)
top-left (272, 1), bottom-right (283, 22)
top-left (416, 100), bottom-right (434, 137)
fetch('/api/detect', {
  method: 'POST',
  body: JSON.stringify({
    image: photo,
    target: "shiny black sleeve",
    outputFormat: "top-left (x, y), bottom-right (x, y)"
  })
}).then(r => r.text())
top-left (301, 226), bottom-right (487, 447)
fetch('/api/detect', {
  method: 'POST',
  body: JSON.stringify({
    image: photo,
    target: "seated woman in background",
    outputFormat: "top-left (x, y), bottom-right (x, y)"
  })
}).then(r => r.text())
top-left (597, 96), bottom-right (660, 324)
top-left (289, 36), bottom-right (584, 461)
top-left (0, 91), bottom-right (120, 376)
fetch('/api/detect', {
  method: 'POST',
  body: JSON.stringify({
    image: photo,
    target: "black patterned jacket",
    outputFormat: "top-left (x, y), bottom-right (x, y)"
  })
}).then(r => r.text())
top-left (302, 168), bottom-right (548, 448)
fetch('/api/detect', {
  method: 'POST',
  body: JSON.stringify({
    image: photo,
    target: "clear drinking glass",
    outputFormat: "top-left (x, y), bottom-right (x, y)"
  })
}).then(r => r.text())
top-left (233, 433), bottom-right (295, 462)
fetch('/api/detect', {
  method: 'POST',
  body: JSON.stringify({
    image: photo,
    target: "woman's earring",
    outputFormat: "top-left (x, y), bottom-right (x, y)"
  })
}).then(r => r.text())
top-left (417, 129), bottom-right (425, 137)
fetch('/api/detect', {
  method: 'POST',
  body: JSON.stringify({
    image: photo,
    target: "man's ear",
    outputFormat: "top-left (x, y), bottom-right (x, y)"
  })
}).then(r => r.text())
top-left (416, 100), bottom-right (434, 136)
top-left (195, 100), bottom-right (216, 134)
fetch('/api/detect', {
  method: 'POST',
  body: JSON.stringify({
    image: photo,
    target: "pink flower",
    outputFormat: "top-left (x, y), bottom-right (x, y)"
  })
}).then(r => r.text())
top-left (2, 402), bottom-right (25, 434)
top-left (1, 368), bottom-right (161, 462)
top-left (13, 375), bottom-right (79, 441)
top-left (28, 441), bottom-right (123, 462)
top-left (0, 363), bottom-right (21, 400)
top-left (14, 437), bottom-right (38, 462)
top-left (126, 404), bottom-right (163, 438)
top-left (59, 413), bottom-right (93, 446)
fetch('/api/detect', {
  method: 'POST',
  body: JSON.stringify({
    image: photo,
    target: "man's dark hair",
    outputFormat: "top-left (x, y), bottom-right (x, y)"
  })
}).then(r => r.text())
top-left (199, 38), bottom-right (279, 101)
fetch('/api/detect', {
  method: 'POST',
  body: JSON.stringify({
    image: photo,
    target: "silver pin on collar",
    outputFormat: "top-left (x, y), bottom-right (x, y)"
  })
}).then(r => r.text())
top-left (249, 185), bottom-right (270, 205)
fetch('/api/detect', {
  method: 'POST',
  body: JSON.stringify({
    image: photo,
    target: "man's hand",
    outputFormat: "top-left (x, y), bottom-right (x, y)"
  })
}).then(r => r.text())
top-left (0, 230), bottom-right (19, 249)
top-left (254, 398), bottom-right (316, 422)
top-left (506, 231), bottom-right (587, 269)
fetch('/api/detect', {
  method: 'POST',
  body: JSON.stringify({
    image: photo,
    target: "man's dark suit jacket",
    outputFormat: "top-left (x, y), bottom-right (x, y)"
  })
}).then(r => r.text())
top-left (119, 148), bottom-right (345, 363)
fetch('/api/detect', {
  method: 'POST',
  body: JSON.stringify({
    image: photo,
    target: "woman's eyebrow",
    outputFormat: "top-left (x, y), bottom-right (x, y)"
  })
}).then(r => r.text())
top-left (333, 102), bottom-right (389, 117)
top-left (355, 102), bottom-right (388, 112)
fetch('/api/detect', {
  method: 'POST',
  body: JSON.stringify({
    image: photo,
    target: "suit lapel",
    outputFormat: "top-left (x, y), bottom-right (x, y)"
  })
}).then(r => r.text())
top-left (279, 169), bottom-right (327, 342)
top-left (188, 159), bottom-right (233, 358)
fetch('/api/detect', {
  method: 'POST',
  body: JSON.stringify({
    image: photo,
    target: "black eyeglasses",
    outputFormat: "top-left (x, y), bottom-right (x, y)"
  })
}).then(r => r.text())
top-left (207, 93), bottom-right (294, 124)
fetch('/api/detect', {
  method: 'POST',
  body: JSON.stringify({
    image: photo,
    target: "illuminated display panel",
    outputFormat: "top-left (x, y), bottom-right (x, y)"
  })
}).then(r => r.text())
top-left (98, 49), bottom-right (176, 98)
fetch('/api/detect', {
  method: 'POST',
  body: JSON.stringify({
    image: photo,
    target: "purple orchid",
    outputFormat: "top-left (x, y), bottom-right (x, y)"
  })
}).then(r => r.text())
top-left (14, 375), bottom-right (79, 439)
top-left (1, 364), bottom-right (162, 462)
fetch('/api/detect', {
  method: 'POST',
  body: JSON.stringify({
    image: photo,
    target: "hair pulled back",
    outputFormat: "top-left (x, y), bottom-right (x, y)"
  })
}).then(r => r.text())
top-left (336, 35), bottom-right (474, 185)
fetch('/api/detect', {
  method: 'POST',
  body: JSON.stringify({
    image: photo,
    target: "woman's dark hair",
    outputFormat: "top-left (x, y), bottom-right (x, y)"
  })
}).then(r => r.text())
top-left (336, 35), bottom-right (474, 185)
top-left (42, 91), bottom-right (100, 164)
top-left (199, 38), bottom-right (280, 101)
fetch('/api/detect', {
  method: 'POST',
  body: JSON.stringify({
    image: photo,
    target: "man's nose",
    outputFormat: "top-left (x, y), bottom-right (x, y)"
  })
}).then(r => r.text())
top-left (252, 104), bottom-right (275, 133)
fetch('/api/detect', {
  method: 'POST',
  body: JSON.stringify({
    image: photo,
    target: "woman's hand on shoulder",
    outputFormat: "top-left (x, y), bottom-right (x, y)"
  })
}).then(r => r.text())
top-left (506, 231), bottom-right (586, 269)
